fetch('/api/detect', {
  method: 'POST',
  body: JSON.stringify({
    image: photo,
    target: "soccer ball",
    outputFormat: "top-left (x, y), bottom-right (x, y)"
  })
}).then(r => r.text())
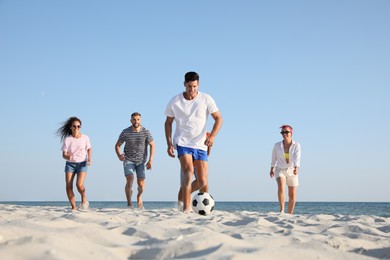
top-left (192, 192), bottom-right (215, 215)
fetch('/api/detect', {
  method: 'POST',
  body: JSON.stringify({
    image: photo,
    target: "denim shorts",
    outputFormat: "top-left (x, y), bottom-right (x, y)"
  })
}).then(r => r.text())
top-left (177, 145), bottom-right (208, 161)
top-left (123, 160), bottom-right (146, 179)
top-left (65, 161), bottom-right (88, 174)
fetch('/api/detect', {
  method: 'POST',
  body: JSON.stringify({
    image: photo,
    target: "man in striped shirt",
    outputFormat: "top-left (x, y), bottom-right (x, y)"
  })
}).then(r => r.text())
top-left (115, 112), bottom-right (155, 209)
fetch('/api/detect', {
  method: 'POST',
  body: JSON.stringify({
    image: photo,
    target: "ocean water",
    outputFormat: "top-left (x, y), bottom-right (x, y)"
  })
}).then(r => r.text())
top-left (1, 201), bottom-right (389, 217)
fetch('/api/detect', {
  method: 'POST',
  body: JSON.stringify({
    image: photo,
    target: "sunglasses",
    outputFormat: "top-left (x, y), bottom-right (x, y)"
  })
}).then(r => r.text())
top-left (72, 125), bottom-right (81, 129)
top-left (280, 131), bottom-right (290, 135)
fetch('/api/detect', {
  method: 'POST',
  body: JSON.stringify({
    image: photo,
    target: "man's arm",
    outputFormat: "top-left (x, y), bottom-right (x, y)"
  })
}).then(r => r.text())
top-left (146, 140), bottom-right (155, 170)
top-left (115, 141), bottom-right (125, 161)
top-left (205, 111), bottom-right (222, 147)
top-left (164, 116), bottom-right (175, 158)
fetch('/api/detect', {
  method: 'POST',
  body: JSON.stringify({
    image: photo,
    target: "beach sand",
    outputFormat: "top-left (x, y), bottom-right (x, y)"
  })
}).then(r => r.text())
top-left (0, 204), bottom-right (389, 259)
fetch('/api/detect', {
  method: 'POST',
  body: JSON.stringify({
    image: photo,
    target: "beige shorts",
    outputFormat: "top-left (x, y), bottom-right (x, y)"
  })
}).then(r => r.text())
top-left (275, 168), bottom-right (299, 187)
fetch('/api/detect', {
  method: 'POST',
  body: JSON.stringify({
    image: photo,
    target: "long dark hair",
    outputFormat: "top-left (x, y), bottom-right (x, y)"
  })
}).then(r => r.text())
top-left (56, 117), bottom-right (82, 142)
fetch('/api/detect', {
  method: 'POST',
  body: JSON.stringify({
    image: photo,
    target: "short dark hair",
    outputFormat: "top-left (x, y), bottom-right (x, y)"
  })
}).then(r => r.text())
top-left (184, 71), bottom-right (199, 83)
top-left (131, 112), bottom-right (141, 118)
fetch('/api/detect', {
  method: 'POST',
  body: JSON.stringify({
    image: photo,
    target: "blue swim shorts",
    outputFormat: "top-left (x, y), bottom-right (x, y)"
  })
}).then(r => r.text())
top-left (123, 160), bottom-right (146, 179)
top-left (177, 145), bottom-right (208, 161)
top-left (65, 161), bottom-right (88, 174)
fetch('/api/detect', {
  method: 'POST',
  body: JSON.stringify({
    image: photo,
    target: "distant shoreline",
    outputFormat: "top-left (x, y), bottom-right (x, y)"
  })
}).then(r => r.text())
top-left (1, 201), bottom-right (389, 217)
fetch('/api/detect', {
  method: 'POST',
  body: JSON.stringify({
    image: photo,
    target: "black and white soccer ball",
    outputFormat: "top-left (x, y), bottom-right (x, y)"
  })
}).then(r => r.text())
top-left (192, 192), bottom-right (215, 215)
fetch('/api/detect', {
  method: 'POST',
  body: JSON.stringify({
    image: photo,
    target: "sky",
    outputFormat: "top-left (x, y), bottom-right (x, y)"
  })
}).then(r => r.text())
top-left (0, 1), bottom-right (389, 203)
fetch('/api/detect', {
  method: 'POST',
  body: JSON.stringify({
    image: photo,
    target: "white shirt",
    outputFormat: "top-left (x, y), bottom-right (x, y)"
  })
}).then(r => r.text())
top-left (165, 91), bottom-right (219, 151)
top-left (271, 140), bottom-right (301, 169)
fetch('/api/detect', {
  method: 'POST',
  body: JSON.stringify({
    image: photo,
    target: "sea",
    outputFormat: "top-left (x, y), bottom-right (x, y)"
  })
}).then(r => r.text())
top-left (1, 201), bottom-right (389, 217)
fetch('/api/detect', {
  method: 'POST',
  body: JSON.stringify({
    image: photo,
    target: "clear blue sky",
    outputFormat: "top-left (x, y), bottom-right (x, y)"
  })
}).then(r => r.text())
top-left (1, 1), bottom-right (389, 202)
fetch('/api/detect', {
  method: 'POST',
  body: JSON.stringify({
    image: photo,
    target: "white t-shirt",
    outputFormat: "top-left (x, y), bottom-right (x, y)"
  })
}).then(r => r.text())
top-left (165, 91), bottom-right (219, 151)
top-left (61, 134), bottom-right (92, 163)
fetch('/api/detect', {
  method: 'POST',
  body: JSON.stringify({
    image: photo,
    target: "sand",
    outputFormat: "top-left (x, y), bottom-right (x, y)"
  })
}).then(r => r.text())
top-left (0, 204), bottom-right (389, 259)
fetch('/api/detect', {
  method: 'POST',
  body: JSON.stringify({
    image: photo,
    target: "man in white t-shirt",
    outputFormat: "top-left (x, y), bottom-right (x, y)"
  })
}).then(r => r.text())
top-left (164, 71), bottom-right (223, 213)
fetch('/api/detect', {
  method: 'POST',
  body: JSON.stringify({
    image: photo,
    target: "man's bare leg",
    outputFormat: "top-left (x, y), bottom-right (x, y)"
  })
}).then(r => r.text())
top-left (137, 178), bottom-right (145, 209)
top-left (179, 155), bottom-right (194, 212)
top-left (125, 175), bottom-right (134, 207)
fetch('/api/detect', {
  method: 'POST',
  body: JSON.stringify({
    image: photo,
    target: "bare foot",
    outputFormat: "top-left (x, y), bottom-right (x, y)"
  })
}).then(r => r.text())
top-left (177, 201), bottom-right (184, 211)
top-left (137, 197), bottom-right (143, 209)
top-left (183, 207), bottom-right (193, 214)
top-left (78, 201), bottom-right (89, 211)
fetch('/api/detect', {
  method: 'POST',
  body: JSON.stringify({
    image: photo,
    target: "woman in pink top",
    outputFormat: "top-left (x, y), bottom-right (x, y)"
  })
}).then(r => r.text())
top-left (57, 117), bottom-right (92, 211)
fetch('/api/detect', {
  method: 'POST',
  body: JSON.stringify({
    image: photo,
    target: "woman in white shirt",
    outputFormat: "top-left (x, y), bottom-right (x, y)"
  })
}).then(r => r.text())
top-left (270, 125), bottom-right (301, 214)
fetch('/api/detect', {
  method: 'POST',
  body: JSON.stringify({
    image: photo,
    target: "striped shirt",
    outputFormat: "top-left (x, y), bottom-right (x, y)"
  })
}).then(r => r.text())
top-left (117, 126), bottom-right (153, 163)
